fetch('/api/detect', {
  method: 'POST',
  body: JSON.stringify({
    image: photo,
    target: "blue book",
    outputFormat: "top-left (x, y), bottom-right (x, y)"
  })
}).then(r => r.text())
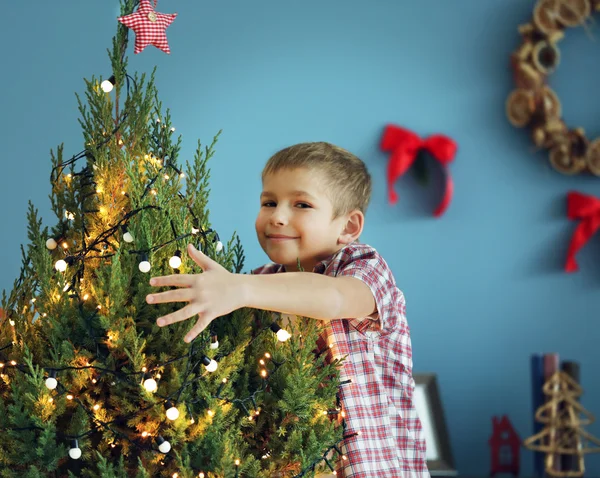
top-left (531, 354), bottom-right (545, 477)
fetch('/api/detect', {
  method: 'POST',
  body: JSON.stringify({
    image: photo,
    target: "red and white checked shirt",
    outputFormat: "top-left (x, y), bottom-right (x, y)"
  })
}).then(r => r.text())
top-left (253, 243), bottom-right (429, 477)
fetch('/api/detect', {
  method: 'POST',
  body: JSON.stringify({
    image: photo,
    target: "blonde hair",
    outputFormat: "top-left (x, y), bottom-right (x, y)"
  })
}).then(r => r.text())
top-left (262, 142), bottom-right (372, 218)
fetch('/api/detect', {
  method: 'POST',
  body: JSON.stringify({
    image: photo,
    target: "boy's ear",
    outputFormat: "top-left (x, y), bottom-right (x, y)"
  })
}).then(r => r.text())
top-left (338, 210), bottom-right (364, 244)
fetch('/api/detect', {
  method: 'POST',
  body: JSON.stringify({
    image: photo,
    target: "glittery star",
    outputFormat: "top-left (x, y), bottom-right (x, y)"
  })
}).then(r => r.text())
top-left (118, 0), bottom-right (177, 54)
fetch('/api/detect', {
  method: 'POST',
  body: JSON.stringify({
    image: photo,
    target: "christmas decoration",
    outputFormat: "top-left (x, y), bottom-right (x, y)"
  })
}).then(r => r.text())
top-left (524, 371), bottom-right (600, 477)
top-left (506, 0), bottom-right (600, 176)
top-left (0, 1), bottom-right (346, 476)
top-left (118, 0), bottom-right (177, 54)
top-left (564, 191), bottom-right (600, 272)
top-left (380, 124), bottom-right (458, 217)
top-left (489, 415), bottom-right (520, 476)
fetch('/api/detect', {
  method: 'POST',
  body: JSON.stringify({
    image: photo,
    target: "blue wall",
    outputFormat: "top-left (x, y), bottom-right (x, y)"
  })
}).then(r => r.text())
top-left (2, 1), bottom-right (600, 474)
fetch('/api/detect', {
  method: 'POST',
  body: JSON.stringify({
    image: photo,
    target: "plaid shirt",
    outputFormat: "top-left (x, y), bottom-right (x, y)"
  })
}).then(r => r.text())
top-left (253, 243), bottom-right (429, 477)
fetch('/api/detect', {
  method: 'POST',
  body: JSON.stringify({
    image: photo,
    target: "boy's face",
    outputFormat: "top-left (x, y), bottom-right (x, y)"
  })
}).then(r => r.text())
top-left (255, 167), bottom-right (348, 271)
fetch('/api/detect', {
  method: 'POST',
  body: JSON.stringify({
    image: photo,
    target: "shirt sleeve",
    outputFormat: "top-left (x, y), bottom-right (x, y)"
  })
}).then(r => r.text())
top-left (251, 263), bottom-right (284, 275)
top-left (329, 245), bottom-right (400, 335)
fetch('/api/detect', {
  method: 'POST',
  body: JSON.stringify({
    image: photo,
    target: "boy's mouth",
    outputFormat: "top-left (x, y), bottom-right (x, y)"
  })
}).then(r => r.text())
top-left (266, 234), bottom-right (298, 241)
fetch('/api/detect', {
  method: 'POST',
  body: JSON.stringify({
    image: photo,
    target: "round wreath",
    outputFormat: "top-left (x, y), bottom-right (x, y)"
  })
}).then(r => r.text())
top-left (506, 0), bottom-right (600, 176)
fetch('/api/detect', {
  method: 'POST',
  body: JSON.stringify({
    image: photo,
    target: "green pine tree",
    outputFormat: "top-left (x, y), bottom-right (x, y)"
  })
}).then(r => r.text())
top-left (0, 2), bottom-right (343, 476)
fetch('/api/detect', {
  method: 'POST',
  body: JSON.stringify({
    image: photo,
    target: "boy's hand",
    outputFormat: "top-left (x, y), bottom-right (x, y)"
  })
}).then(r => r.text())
top-left (146, 243), bottom-right (246, 343)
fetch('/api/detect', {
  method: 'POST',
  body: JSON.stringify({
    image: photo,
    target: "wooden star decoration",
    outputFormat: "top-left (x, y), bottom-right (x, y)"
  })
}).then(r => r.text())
top-left (118, 0), bottom-right (177, 54)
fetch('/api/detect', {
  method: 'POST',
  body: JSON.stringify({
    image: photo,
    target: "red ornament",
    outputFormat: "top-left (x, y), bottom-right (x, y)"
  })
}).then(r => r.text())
top-left (118, 0), bottom-right (177, 54)
top-left (489, 415), bottom-right (520, 477)
top-left (380, 124), bottom-right (458, 217)
top-left (564, 191), bottom-right (600, 272)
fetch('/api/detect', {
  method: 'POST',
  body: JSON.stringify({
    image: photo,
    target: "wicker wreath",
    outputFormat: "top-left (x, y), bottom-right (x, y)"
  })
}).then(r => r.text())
top-left (506, 0), bottom-right (600, 176)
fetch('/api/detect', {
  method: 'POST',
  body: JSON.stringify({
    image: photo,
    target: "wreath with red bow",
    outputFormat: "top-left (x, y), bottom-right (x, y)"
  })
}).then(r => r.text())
top-left (506, 0), bottom-right (600, 176)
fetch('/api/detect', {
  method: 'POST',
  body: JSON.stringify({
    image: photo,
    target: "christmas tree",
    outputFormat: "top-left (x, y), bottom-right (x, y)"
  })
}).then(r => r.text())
top-left (0, 2), bottom-right (345, 476)
top-left (524, 371), bottom-right (600, 477)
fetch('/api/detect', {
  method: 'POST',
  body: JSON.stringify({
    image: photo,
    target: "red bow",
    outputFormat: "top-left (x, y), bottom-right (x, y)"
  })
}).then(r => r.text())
top-left (565, 191), bottom-right (600, 272)
top-left (381, 124), bottom-right (458, 217)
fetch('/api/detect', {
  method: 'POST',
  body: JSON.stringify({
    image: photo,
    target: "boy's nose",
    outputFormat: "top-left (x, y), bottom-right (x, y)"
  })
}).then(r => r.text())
top-left (270, 207), bottom-right (288, 226)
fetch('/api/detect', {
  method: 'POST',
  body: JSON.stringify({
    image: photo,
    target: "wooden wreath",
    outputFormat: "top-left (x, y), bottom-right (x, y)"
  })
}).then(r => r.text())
top-left (506, 0), bottom-right (600, 176)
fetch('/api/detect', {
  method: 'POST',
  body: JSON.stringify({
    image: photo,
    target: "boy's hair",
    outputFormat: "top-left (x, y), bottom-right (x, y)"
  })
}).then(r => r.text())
top-left (262, 142), bottom-right (372, 218)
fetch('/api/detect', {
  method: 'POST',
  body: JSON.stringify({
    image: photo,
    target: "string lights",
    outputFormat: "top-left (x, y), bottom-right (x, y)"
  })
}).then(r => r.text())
top-left (0, 319), bottom-right (301, 470)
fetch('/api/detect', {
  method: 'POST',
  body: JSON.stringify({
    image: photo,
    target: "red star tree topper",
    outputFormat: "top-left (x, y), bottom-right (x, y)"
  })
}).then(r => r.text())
top-left (118, 0), bottom-right (177, 54)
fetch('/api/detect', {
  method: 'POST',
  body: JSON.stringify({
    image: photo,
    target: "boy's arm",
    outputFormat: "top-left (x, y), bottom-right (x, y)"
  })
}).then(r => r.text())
top-left (240, 272), bottom-right (376, 321)
top-left (147, 244), bottom-right (378, 342)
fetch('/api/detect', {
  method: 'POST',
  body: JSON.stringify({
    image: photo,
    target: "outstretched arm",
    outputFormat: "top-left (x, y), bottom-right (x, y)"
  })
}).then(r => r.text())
top-left (146, 244), bottom-right (375, 342)
top-left (242, 271), bottom-right (375, 321)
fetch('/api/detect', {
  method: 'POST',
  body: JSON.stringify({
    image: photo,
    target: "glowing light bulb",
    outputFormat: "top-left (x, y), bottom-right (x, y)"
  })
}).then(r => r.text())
top-left (143, 376), bottom-right (157, 393)
top-left (202, 355), bottom-right (218, 373)
top-left (46, 238), bottom-right (57, 250)
top-left (69, 440), bottom-right (82, 459)
top-left (210, 335), bottom-right (219, 350)
top-left (101, 75), bottom-right (115, 93)
top-left (55, 259), bottom-right (67, 272)
top-left (165, 401), bottom-right (180, 421)
top-left (169, 250), bottom-right (182, 269)
top-left (270, 322), bottom-right (291, 342)
top-left (45, 371), bottom-right (58, 390)
top-left (139, 254), bottom-right (151, 273)
top-left (215, 241), bottom-right (223, 252)
top-left (156, 436), bottom-right (171, 454)
top-left (276, 329), bottom-right (291, 342)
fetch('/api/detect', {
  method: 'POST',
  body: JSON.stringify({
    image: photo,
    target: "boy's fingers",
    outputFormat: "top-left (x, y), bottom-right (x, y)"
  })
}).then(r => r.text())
top-left (184, 315), bottom-right (212, 343)
top-left (149, 274), bottom-right (195, 288)
top-left (146, 288), bottom-right (193, 304)
top-left (156, 304), bottom-right (199, 327)
top-left (187, 244), bottom-right (222, 272)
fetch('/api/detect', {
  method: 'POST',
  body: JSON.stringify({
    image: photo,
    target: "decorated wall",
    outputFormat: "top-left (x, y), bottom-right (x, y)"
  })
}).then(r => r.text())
top-left (1, 0), bottom-right (600, 475)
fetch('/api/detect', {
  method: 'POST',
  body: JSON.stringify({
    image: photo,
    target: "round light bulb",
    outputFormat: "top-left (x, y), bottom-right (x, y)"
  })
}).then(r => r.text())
top-left (210, 340), bottom-right (219, 350)
top-left (276, 329), bottom-right (292, 342)
top-left (101, 79), bottom-right (114, 93)
top-left (215, 241), bottom-right (223, 252)
top-left (139, 260), bottom-right (151, 273)
top-left (166, 406), bottom-right (180, 421)
top-left (46, 238), bottom-right (58, 250)
top-left (45, 377), bottom-right (58, 390)
top-left (55, 259), bottom-right (67, 272)
top-left (157, 437), bottom-right (171, 454)
top-left (169, 253), bottom-right (182, 269)
top-left (69, 440), bottom-right (82, 459)
top-left (123, 232), bottom-right (134, 243)
top-left (205, 359), bottom-right (218, 373)
top-left (143, 377), bottom-right (157, 393)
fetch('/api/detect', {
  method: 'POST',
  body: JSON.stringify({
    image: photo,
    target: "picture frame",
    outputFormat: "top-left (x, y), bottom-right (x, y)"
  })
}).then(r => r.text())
top-left (413, 373), bottom-right (457, 476)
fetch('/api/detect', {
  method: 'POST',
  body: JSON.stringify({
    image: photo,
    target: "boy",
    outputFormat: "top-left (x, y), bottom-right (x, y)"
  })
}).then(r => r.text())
top-left (146, 142), bottom-right (429, 477)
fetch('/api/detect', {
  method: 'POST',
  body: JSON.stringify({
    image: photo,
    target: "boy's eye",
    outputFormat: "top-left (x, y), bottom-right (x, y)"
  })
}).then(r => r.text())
top-left (261, 201), bottom-right (276, 207)
top-left (295, 202), bottom-right (312, 209)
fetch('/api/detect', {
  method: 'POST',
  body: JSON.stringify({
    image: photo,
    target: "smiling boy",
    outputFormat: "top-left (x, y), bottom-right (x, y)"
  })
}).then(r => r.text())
top-left (147, 142), bottom-right (429, 477)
